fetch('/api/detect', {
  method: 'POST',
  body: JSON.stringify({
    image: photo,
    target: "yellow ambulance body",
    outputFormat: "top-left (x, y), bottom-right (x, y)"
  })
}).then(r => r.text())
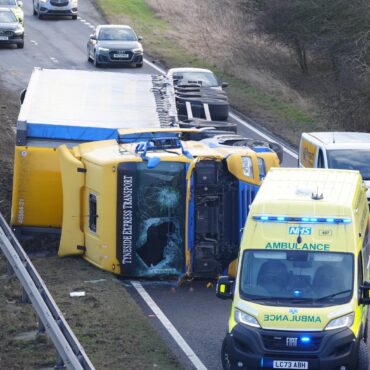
top-left (217, 168), bottom-right (370, 370)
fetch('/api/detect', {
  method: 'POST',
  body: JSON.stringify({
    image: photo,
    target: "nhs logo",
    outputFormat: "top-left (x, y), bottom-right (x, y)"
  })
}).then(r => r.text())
top-left (289, 226), bottom-right (312, 235)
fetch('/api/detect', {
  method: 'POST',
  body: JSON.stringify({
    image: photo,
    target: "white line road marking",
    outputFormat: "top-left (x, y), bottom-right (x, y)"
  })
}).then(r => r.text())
top-left (50, 57), bottom-right (59, 64)
top-left (30, 40), bottom-right (38, 46)
top-left (130, 280), bottom-right (207, 370)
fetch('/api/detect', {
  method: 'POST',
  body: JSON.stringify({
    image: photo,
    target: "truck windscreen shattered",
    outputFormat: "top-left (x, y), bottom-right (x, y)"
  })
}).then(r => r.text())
top-left (117, 161), bottom-right (186, 277)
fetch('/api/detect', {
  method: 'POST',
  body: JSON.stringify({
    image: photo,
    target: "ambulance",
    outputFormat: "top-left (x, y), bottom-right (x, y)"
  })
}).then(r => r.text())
top-left (217, 168), bottom-right (370, 370)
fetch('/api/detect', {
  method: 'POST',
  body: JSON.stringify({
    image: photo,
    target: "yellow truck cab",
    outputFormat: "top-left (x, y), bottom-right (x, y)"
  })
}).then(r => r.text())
top-left (217, 168), bottom-right (370, 370)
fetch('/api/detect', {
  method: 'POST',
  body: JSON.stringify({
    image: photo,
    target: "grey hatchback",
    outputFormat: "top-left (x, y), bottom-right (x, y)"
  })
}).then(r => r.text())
top-left (0, 7), bottom-right (24, 48)
top-left (87, 25), bottom-right (143, 68)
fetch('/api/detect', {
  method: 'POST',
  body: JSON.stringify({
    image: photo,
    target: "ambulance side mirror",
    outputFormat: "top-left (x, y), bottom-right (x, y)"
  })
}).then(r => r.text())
top-left (216, 276), bottom-right (234, 300)
top-left (360, 281), bottom-right (370, 305)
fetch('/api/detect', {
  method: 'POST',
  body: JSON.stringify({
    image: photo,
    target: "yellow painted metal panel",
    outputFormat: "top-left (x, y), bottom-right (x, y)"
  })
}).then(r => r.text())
top-left (11, 146), bottom-right (62, 227)
top-left (57, 145), bottom-right (85, 257)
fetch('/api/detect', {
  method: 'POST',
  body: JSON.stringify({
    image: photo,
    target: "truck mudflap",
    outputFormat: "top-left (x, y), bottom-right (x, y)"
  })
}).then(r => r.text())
top-left (57, 145), bottom-right (85, 257)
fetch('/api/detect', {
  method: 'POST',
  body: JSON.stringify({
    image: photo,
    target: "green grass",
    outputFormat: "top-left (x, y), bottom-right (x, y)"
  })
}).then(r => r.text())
top-left (96, 0), bottom-right (318, 146)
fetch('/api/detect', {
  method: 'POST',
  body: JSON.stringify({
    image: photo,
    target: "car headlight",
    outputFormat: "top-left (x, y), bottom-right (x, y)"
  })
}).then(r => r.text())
top-left (98, 47), bottom-right (109, 52)
top-left (14, 26), bottom-right (24, 35)
top-left (234, 308), bottom-right (260, 328)
top-left (242, 156), bottom-right (253, 178)
top-left (133, 47), bottom-right (143, 53)
top-left (325, 312), bottom-right (354, 331)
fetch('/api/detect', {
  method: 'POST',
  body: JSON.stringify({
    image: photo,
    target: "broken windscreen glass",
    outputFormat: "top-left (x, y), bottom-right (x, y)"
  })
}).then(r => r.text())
top-left (116, 161), bottom-right (186, 277)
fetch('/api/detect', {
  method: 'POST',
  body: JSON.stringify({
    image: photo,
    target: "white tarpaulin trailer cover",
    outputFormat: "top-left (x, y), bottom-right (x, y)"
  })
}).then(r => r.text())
top-left (17, 68), bottom-right (178, 142)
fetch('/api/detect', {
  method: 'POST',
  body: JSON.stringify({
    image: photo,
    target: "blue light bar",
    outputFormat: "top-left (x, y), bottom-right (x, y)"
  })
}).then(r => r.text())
top-left (253, 215), bottom-right (352, 224)
top-left (301, 336), bottom-right (311, 343)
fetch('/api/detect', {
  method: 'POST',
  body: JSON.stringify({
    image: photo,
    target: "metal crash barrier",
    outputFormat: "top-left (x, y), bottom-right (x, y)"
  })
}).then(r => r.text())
top-left (0, 212), bottom-right (95, 370)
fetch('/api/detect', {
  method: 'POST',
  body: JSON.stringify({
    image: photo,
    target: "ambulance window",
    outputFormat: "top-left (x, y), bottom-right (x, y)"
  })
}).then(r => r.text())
top-left (89, 193), bottom-right (97, 232)
top-left (317, 149), bottom-right (325, 168)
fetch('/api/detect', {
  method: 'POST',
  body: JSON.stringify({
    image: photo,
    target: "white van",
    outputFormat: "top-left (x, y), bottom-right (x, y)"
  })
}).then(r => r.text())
top-left (299, 132), bottom-right (370, 204)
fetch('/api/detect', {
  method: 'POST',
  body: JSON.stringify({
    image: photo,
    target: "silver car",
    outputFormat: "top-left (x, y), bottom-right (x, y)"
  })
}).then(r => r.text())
top-left (33, 0), bottom-right (78, 20)
top-left (87, 25), bottom-right (143, 68)
top-left (0, 7), bottom-right (24, 48)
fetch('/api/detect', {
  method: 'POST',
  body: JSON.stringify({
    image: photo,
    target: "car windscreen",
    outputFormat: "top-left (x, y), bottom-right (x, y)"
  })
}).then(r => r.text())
top-left (0, 10), bottom-right (16, 22)
top-left (240, 250), bottom-right (353, 306)
top-left (0, 0), bottom-right (17, 5)
top-left (326, 149), bottom-right (370, 180)
top-left (98, 27), bottom-right (137, 41)
top-left (173, 71), bottom-right (219, 87)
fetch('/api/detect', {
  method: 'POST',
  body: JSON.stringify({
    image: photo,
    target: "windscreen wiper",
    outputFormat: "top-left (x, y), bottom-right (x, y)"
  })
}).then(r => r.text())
top-left (316, 289), bottom-right (352, 301)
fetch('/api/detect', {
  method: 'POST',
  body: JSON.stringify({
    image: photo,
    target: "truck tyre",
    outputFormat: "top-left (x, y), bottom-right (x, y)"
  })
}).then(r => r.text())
top-left (72, 14), bottom-right (77, 20)
top-left (357, 340), bottom-right (369, 370)
top-left (17, 42), bottom-right (24, 49)
top-left (221, 338), bottom-right (233, 370)
top-left (179, 119), bottom-right (237, 133)
top-left (268, 141), bottom-right (284, 163)
top-left (136, 63), bottom-right (143, 68)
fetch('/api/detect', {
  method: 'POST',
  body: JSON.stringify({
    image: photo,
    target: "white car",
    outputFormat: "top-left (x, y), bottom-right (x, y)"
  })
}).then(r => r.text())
top-left (33, 0), bottom-right (78, 19)
top-left (167, 67), bottom-right (228, 90)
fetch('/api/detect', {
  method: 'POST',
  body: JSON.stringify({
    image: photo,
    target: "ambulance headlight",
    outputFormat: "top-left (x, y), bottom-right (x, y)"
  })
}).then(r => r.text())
top-left (234, 308), bottom-right (260, 328)
top-left (242, 156), bottom-right (253, 178)
top-left (325, 312), bottom-right (354, 331)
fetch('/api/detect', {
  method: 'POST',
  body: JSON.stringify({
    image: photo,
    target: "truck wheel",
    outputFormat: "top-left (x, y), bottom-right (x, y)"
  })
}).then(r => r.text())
top-left (221, 338), bottom-right (232, 370)
top-left (268, 141), bottom-right (284, 163)
top-left (357, 340), bottom-right (369, 370)
top-left (72, 14), bottom-right (77, 20)
top-left (136, 63), bottom-right (143, 68)
top-left (17, 42), bottom-right (24, 49)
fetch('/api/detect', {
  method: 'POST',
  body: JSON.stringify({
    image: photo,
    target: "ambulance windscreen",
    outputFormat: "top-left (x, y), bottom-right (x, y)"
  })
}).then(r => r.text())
top-left (240, 250), bottom-right (353, 306)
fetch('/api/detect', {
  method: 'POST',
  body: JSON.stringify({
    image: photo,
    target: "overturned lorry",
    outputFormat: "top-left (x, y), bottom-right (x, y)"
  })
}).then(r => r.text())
top-left (11, 68), bottom-right (280, 279)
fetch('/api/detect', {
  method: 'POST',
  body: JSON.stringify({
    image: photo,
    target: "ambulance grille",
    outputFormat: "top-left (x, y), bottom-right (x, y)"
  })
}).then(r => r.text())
top-left (262, 335), bottom-right (322, 351)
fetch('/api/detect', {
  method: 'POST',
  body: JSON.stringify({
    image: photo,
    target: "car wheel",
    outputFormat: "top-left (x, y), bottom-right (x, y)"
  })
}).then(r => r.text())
top-left (72, 14), bottom-right (77, 20)
top-left (87, 48), bottom-right (92, 62)
top-left (357, 340), bottom-right (369, 370)
top-left (17, 42), bottom-right (24, 49)
top-left (221, 338), bottom-right (233, 370)
top-left (33, 2), bottom-right (37, 15)
top-left (93, 52), bottom-right (101, 68)
top-left (136, 63), bottom-right (143, 68)
top-left (38, 11), bottom-right (43, 19)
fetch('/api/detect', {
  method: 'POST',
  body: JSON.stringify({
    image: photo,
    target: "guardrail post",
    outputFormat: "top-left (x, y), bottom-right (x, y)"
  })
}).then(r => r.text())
top-left (54, 352), bottom-right (66, 370)
top-left (21, 287), bottom-right (30, 303)
top-left (6, 260), bottom-right (14, 278)
top-left (38, 316), bottom-right (45, 333)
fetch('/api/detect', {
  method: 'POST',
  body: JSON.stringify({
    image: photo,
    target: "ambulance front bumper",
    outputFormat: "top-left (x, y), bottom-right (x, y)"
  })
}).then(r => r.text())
top-left (224, 324), bottom-right (358, 370)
